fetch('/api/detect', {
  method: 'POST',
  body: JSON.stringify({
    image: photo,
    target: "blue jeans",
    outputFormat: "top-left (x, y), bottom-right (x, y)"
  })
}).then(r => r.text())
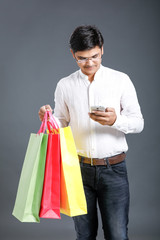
top-left (73, 159), bottom-right (130, 240)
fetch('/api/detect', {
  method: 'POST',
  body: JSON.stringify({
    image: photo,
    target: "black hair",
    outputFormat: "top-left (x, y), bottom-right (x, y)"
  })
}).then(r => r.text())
top-left (69, 25), bottom-right (104, 53)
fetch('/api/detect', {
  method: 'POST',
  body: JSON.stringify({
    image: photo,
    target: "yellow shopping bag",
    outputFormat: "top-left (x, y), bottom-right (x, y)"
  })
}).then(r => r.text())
top-left (60, 127), bottom-right (87, 217)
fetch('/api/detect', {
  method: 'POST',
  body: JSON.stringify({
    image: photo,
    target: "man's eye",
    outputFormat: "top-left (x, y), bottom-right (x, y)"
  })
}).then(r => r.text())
top-left (79, 57), bottom-right (86, 60)
top-left (92, 54), bottom-right (98, 59)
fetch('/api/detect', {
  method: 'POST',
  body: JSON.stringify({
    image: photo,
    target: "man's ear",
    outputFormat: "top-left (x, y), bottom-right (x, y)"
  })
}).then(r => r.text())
top-left (101, 46), bottom-right (104, 55)
top-left (70, 49), bottom-right (75, 58)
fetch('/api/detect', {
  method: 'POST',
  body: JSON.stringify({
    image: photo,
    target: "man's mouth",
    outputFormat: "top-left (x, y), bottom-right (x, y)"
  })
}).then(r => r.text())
top-left (84, 65), bottom-right (96, 69)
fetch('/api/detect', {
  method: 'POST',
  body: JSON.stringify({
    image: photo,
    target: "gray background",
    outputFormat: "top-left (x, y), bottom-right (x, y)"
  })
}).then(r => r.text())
top-left (0, 0), bottom-right (160, 239)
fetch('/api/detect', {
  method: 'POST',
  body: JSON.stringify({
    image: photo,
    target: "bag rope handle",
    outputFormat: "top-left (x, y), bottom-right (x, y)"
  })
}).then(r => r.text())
top-left (47, 111), bottom-right (59, 130)
top-left (37, 111), bottom-right (59, 134)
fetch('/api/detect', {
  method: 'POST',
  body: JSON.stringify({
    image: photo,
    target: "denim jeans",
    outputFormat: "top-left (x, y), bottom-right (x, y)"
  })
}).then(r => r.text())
top-left (73, 159), bottom-right (130, 240)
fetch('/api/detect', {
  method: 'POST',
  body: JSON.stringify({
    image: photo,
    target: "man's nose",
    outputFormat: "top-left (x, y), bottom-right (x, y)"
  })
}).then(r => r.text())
top-left (86, 57), bottom-right (93, 62)
top-left (85, 58), bottom-right (93, 65)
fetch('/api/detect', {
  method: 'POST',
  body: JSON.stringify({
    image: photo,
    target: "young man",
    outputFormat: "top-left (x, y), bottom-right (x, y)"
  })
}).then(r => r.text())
top-left (39, 25), bottom-right (144, 240)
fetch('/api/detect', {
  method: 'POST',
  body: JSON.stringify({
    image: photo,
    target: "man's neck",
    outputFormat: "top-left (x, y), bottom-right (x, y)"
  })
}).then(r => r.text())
top-left (88, 74), bottom-right (95, 82)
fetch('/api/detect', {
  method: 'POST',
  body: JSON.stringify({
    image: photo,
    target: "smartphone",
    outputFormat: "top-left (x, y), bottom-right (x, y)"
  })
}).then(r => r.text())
top-left (90, 106), bottom-right (105, 112)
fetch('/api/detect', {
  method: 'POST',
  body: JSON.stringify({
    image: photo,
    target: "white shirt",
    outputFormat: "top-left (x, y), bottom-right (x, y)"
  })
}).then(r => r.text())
top-left (54, 65), bottom-right (144, 158)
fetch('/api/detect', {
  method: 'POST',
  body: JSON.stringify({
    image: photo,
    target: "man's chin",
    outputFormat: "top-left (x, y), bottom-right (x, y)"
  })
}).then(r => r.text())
top-left (83, 65), bottom-right (97, 73)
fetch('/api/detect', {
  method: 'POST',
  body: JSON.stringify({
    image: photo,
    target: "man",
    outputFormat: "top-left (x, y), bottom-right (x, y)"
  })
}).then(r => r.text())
top-left (39, 25), bottom-right (144, 240)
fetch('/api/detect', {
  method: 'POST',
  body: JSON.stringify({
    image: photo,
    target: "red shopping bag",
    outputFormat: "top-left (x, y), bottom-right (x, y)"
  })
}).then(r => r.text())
top-left (39, 112), bottom-right (61, 219)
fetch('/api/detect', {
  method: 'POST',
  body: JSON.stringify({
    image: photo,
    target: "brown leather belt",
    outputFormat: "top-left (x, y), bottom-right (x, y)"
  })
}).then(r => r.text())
top-left (78, 152), bottom-right (126, 166)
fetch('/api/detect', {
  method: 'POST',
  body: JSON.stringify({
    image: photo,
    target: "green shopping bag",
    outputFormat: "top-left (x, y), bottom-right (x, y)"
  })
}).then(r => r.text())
top-left (12, 116), bottom-right (48, 222)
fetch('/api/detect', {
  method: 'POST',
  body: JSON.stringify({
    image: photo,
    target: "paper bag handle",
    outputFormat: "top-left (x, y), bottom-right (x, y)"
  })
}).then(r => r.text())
top-left (37, 111), bottom-right (48, 134)
top-left (47, 111), bottom-right (59, 130)
top-left (37, 111), bottom-right (59, 134)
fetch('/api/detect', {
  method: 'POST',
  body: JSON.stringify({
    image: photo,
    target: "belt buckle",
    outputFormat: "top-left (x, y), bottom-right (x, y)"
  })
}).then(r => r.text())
top-left (91, 157), bottom-right (93, 166)
top-left (104, 158), bottom-right (107, 166)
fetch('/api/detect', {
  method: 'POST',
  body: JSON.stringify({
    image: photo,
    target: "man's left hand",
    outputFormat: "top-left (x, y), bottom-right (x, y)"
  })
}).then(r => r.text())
top-left (89, 107), bottom-right (117, 126)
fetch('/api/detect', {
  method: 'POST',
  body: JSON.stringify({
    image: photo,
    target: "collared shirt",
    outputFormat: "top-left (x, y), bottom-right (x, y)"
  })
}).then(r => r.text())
top-left (54, 65), bottom-right (144, 158)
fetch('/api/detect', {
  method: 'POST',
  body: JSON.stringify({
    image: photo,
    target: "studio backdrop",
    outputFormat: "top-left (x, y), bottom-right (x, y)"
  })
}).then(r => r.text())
top-left (0, 0), bottom-right (160, 239)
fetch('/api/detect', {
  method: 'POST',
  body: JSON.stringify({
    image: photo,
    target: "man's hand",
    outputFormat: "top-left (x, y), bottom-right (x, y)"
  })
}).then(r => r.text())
top-left (89, 107), bottom-right (117, 126)
top-left (38, 105), bottom-right (53, 121)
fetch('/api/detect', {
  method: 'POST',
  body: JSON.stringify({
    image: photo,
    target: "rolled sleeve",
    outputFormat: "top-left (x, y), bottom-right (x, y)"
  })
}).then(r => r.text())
top-left (112, 76), bottom-right (144, 134)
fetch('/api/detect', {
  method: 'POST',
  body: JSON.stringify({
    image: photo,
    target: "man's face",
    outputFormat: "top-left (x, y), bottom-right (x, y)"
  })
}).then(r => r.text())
top-left (71, 46), bottom-right (103, 78)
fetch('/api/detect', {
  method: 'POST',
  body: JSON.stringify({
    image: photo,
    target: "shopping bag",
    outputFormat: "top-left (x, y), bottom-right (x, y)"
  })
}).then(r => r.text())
top-left (60, 126), bottom-right (87, 217)
top-left (39, 113), bottom-right (61, 219)
top-left (12, 115), bottom-right (48, 222)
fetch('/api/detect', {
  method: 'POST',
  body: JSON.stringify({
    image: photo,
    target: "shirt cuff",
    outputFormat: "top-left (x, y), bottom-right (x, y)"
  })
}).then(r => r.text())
top-left (111, 114), bottom-right (129, 133)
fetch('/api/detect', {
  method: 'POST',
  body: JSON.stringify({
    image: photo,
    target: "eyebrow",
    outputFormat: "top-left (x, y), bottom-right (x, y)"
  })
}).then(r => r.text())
top-left (77, 53), bottom-right (99, 59)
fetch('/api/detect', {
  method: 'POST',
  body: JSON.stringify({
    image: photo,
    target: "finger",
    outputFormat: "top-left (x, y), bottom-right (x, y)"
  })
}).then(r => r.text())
top-left (38, 113), bottom-right (44, 121)
top-left (106, 107), bottom-right (115, 113)
top-left (45, 105), bottom-right (53, 112)
top-left (90, 111), bottom-right (107, 117)
top-left (39, 105), bottom-right (46, 114)
top-left (38, 106), bottom-right (47, 121)
top-left (89, 113), bottom-right (109, 122)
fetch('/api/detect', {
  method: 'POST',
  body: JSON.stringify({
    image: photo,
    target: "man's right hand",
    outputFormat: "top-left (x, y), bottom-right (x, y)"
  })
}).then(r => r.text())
top-left (38, 105), bottom-right (53, 121)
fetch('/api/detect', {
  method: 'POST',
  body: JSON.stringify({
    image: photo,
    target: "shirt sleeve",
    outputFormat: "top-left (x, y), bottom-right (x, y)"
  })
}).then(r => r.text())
top-left (112, 75), bottom-right (144, 134)
top-left (53, 81), bottom-right (70, 128)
